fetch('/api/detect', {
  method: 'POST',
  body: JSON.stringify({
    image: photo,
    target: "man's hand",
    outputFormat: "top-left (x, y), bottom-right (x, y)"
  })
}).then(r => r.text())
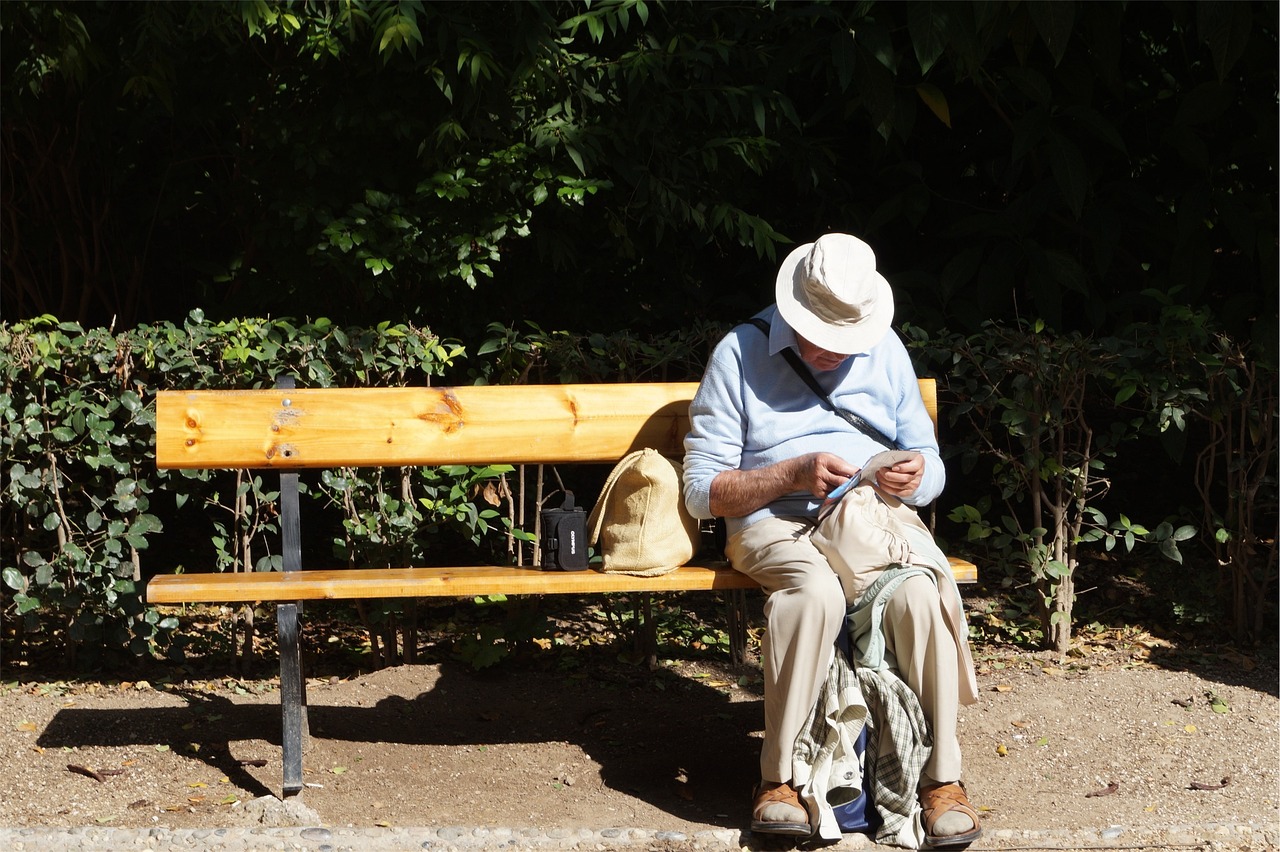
top-left (709, 452), bottom-right (859, 518)
top-left (874, 452), bottom-right (925, 498)
top-left (793, 451), bottom-right (862, 499)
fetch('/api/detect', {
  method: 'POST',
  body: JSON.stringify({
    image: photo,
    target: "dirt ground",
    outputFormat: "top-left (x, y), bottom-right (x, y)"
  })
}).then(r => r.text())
top-left (1, 590), bottom-right (1277, 849)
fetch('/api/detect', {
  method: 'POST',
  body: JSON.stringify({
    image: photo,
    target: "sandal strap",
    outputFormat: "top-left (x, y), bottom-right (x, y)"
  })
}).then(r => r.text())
top-left (920, 781), bottom-right (978, 824)
top-left (753, 782), bottom-right (802, 815)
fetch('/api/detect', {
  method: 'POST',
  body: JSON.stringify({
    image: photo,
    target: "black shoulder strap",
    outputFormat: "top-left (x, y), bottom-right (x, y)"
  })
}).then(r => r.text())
top-left (743, 318), bottom-right (898, 451)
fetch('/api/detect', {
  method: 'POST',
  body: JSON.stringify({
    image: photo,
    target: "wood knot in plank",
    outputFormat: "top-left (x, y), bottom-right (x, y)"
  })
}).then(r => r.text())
top-left (416, 390), bottom-right (465, 433)
top-left (265, 443), bottom-right (299, 462)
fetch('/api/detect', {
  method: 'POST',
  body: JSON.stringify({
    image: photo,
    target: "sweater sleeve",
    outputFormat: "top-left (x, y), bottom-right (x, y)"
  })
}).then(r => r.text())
top-left (682, 335), bottom-right (746, 520)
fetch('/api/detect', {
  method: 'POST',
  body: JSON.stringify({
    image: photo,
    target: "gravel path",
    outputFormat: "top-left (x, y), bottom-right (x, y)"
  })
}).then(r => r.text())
top-left (3, 821), bottom-right (1276, 851)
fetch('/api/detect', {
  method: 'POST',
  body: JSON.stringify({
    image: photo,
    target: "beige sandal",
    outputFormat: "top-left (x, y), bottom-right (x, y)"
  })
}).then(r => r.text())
top-left (750, 781), bottom-right (812, 837)
top-left (920, 781), bottom-right (982, 847)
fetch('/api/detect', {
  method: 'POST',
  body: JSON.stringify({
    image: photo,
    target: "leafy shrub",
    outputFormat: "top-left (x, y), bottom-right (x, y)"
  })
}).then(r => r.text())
top-left (1, 313), bottom-right (731, 666)
top-left (0, 313), bottom-right (465, 664)
top-left (2, 319), bottom-right (165, 664)
top-left (8, 308), bottom-right (1260, 667)
top-left (1118, 300), bottom-right (1278, 644)
top-left (907, 319), bottom-right (1195, 654)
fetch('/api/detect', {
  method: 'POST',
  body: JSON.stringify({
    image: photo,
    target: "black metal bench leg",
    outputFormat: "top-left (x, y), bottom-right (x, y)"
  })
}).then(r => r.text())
top-left (633, 593), bottom-right (657, 664)
top-left (274, 377), bottom-right (308, 797)
top-left (728, 588), bottom-right (748, 665)
top-left (278, 602), bottom-right (307, 797)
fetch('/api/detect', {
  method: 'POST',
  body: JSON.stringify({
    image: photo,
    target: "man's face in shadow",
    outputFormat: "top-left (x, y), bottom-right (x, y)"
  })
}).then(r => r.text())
top-left (795, 334), bottom-right (851, 372)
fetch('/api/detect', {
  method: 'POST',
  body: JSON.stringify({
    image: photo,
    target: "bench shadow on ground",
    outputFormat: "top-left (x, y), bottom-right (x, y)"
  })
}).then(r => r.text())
top-left (316, 659), bottom-right (766, 829)
top-left (36, 686), bottom-right (282, 799)
top-left (34, 654), bottom-right (768, 832)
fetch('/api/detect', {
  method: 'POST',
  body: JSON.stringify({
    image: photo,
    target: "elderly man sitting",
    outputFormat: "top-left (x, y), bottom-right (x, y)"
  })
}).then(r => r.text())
top-left (682, 233), bottom-right (981, 847)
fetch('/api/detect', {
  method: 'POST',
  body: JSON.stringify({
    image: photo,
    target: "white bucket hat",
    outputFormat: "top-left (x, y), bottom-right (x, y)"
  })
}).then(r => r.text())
top-left (775, 233), bottom-right (894, 355)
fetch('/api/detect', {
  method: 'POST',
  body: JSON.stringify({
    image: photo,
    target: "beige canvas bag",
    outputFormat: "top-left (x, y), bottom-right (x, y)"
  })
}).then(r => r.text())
top-left (809, 483), bottom-right (928, 603)
top-left (586, 448), bottom-right (701, 576)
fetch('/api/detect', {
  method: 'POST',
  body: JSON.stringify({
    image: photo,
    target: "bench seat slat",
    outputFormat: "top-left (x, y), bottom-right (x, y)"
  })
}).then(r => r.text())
top-left (147, 564), bottom-right (755, 602)
top-left (146, 558), bottom-right (977, 604)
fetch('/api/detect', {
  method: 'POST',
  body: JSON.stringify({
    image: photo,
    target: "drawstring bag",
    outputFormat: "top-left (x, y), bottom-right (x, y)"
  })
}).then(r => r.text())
top-left (587, 448), bottom-right (700, 576)
top-left (810, 483), bottom-right (922, 604)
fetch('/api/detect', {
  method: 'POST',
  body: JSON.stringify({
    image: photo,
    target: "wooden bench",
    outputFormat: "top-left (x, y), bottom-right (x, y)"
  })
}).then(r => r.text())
top-left (148, 378), bottom-right (975, 797)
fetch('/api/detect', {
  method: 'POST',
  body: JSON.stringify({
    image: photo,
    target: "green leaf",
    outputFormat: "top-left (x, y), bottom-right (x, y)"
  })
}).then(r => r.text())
top-left (1027, 0), bottom-right (1076, 67)
top-left (1044, 560), bottom-right (1070, 580)
top-left (915, 83), bottom-right (951, 128)
top-left (1158, 538), bottom-right (1184, 564)
top-left (1036, 247), bottom-right (1089, 295)
top-left (2, 567), bottom-right (26, 592)
top-left (1197, 1), bottom-right (1252, 82)
top-left (1060, 105), bottom-right (1128, 156)
top-left (907, 1), bottom-right (949, 75)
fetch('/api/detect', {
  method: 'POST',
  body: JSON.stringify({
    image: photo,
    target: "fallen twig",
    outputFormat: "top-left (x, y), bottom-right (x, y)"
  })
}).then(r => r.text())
top-left (1190, 775), bottom-right (1231, 791)
top-left (66, 764), bottom-right (123, 782)
top-left (1085, 781), bottom-right (1119, 798)
top-left (67, 764), bottom-right (104, 782)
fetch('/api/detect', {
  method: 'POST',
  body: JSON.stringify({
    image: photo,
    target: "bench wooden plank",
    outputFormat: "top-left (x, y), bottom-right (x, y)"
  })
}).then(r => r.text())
top-left (156, 383), bottom-right (698, 469)
top-left (148, 564), bottom-right (753, 603)
top-left (146, 557), bottom-right (977, 604)
top-left (154, 379), bottom-right (941, 470)
top-left (148, 377), bottom-right (971, 607)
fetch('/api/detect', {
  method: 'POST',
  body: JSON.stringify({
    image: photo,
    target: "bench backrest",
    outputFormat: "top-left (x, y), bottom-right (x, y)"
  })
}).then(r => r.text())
top-left (155, 380), bottom-right (938, 470)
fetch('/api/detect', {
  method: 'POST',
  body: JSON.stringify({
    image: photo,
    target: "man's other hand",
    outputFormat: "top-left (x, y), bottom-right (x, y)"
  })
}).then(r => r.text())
top-left (874, 451), bottom-right (925, 498)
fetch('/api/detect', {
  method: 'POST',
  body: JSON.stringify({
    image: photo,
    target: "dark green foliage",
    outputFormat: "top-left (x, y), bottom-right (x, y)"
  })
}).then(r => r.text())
top-left (908, 320), bottom-right (1199, 652)
top-left (1, 1), bottom-right (1275, 658)
top-left (2, 1), bottom-right (1274, 351)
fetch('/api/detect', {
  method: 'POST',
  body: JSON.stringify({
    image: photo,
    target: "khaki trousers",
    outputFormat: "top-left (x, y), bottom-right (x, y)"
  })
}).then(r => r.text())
top-left (727, 515), bottom-right (963, 786)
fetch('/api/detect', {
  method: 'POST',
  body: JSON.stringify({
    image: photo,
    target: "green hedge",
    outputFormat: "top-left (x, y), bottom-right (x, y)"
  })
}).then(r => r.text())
top-left (0, 313), bottom-right (465, 662)
top-left (4, 309), bottom-right (1273, 662)
top-left (0, 313), bottom-right (732, 664)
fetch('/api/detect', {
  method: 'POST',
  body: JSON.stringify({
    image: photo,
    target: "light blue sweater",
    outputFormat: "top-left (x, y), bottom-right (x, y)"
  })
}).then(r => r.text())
top-left (682, 305), bottom-right (945, 538)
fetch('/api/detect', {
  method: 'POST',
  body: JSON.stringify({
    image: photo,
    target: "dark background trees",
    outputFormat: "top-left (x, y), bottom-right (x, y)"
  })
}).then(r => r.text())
top-left (2, 1), bottom-right (1276, 655)
top-left (4, 0), bottom-right (1274, 348)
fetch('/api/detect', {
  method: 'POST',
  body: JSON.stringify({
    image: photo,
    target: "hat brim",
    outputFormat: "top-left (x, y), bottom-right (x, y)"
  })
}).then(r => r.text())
top-left (775, 241), bottom-right (894, 355)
